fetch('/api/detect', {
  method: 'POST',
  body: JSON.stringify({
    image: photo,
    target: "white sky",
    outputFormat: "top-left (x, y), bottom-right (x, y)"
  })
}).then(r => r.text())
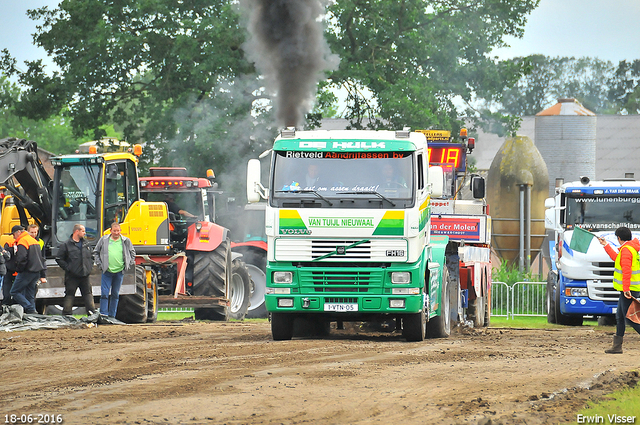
top-left (1, 0), bottom-right (639, 73)
top-left (493, 0), bottom-right (640, 63)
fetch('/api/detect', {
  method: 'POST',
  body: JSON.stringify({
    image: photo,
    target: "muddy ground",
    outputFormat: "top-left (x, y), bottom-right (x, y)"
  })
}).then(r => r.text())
top-left (2, 319), bottom-right (640, 425)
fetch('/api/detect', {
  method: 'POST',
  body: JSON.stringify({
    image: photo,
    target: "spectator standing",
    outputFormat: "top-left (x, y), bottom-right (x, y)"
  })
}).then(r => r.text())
top-left (56, 224), bottom-right (97, 316)
top-left (2, 237), bottom-right (17, 306)
top-left (598, 226), bottom-right (640, 353)
top-left (0, 243), bottom-right (10, 305)
top-left (27, 224), bottom-right (44, 249)
top-left (93, 222), bottom-right (136, 318)
top-left (9, 225), bottom-right (47, 313)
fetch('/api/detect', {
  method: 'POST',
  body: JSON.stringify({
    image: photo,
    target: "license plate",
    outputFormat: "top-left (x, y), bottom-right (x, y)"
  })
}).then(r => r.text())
top-left (324, 303), bottom-right (358, 312)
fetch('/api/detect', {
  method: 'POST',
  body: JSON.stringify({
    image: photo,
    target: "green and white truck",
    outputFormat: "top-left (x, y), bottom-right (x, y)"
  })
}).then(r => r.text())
top-left (247, 128), bottom-right (456, 341)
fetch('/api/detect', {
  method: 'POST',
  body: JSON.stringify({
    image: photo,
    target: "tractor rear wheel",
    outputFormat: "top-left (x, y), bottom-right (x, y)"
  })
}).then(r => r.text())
top-left (193, 240), bottom-right (230, 321)
top-left (116, 266), bottom-right (148, 323)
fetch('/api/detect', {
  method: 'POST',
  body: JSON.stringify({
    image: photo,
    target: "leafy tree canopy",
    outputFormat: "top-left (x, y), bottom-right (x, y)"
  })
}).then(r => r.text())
top-left (0, 73), bottom-right (97, 154)
top-left (499, 55), bottom-right (617, 116)
top-left (1, 0), bottom-right (544, 180)
top-left (325, 0), bottom-right (540, 134)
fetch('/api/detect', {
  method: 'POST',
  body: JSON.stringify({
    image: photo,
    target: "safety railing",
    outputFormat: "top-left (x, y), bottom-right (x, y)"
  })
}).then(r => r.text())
top-left (491, 281), bottom-right (547, 319)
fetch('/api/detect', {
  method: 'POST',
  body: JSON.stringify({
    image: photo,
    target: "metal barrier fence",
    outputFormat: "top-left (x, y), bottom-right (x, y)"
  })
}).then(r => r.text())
top-left (160, 282), bottom-right (548, 319)
top-left (491, 281), bottom-right (547, 319)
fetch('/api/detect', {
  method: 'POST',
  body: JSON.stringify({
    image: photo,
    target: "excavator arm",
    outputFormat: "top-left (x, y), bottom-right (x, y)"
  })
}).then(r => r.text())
top-left (0, 138), bottom-right (53, 233)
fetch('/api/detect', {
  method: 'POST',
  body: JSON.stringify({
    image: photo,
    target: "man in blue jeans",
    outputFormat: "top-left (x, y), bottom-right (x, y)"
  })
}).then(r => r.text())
top-left (10, 225), bottom-right (46, 314)
top-left (93, 222), bottom-right (136, 318)
top-left (599, 226), bottom-right (640, 353)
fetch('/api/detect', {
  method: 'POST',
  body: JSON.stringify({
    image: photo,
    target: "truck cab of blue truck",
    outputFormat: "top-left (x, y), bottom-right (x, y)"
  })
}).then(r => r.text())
top-left (545, 175), bottom-right (640, 325)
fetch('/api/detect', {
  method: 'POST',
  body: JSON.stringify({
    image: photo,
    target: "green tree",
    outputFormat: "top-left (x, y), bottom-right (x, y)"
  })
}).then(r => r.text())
top-left (324, 0), bottom-right (540, 133)
top-left (500, 55), bottom-right (616, 116)
top-left (609, 59), bottom-right (640, 114)
top-left (0, 73), bottom-right (91, 154)
top-left (2, 0), bottom-right (542, 178)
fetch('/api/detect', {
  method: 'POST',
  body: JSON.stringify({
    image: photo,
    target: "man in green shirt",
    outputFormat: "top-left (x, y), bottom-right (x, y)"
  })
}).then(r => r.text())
top-left (93, 222), bottom-right (136, 318)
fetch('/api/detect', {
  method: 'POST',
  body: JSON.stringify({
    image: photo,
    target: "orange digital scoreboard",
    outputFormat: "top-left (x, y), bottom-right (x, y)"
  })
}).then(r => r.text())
top-left (427, 143), bottom-right (466, 172)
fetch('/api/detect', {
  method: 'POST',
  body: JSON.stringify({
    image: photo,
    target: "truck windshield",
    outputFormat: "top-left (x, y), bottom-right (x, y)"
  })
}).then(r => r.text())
top-left (270, 151), bottom-right (414, 208)
top-left (565, 195), bottom-right (640, 230)
top-left (54, 164), bottom-right (100, 243)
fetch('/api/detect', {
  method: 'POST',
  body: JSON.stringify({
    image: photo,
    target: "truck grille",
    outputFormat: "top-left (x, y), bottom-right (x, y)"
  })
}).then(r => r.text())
top-left (312, 240), bottom-right (371, 259)
top-left (299, 269), bottom-right (384, 294)
top-left (592, 262), bottom-right (615, 277)
top-left (275, 238), bottom-right (407, 262)
top-left (587, 279), bottom-right (619, 302)
top-left (585, 261), bottom-right (617, 302)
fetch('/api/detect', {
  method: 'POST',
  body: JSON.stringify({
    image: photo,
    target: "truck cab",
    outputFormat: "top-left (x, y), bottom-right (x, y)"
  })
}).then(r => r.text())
top-left (248, 128), bottom-right (448, 341)
top-left (545, 176), bottom-right (640, 325)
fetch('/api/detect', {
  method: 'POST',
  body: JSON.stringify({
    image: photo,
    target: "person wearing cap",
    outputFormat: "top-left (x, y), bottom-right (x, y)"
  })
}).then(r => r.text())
top-left (9, 225), bottom-right (47, 314)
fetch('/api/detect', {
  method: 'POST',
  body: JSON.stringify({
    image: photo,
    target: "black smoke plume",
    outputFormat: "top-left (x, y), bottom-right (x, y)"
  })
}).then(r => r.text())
top-left (240, 0), bottom-right (338, 128)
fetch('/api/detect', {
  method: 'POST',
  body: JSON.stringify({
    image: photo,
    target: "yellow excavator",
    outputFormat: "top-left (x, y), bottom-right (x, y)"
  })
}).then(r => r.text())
top-left (0, 137), bottom-right (244, 322)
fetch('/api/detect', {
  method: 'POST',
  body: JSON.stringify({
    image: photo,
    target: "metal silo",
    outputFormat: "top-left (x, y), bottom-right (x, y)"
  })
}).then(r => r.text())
top-left (535, 98), bottom-right (596, 196)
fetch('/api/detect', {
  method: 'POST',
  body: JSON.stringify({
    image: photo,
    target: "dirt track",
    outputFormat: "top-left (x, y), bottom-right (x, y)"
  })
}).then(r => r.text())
top-left (2, 320), bottom-right (640, 425)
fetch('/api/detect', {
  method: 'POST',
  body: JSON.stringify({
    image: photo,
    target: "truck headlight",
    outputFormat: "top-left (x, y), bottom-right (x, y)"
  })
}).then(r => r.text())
top-left (273, 271), bottom-right (293, 284)
top-left (391, 272), bottom-right (411, 284)
top-left (565, 287), bottom-right (588, 297)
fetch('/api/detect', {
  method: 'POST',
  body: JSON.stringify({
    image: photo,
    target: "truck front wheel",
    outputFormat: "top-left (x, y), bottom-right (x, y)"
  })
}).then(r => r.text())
top-left (403, 308), bottom-right (426, 341)
top-left (546, 271), bottom-right (558, 324)
top-left (427, 267), bottom-right (453, 338)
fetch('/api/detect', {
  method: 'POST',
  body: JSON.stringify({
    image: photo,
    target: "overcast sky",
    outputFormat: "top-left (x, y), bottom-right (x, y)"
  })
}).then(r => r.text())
top-left (1, 0), bottom-right (639, 72)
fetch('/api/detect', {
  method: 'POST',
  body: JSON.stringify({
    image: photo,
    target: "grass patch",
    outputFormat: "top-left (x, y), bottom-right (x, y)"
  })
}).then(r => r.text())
top-left (489, 315), bottom-right (600, 329)
top-left (157, 311), bottom-right (195, 321)
top-left (568, 384), bottom-right (640, 423)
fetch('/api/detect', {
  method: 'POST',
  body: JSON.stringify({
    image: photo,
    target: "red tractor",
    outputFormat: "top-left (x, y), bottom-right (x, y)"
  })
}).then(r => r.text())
top-left (139, 167), bottom-right (251, 320)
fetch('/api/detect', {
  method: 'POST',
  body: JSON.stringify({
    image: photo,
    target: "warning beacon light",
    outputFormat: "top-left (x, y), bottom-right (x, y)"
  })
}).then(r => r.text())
top-left (467, 137), bottom-right (475, 153)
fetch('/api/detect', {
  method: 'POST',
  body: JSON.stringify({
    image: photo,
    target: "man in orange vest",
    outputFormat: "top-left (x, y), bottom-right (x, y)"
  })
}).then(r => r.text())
top-left (9, 225), bottom-right (47, 314)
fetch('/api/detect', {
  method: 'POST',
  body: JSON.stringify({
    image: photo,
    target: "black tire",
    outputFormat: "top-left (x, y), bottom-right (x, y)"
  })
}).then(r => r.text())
top-left (228, 259), bottom-right (251, 320)
top-left (293, 316), bottom-right (331, 338)
top-left (427, 267), bottom-right (453, 338)
top-left (555, 280), bottom-right (584, 326)
top-left (146, 270), bottom-right (158, 323)
top-left (193, 241), bottom-right (230, 321)
top-left (467, 273), bottom-right (487, 328)
top-left (403, 309), bottom-right (426, 342)
top-left (468, 295), bottom-right (486, 328)
top-left (192, 241), bottom-right (228, 298)
top-left (116, 266), bottom-right (148, 323)
top-left (242, 250), bottom-right (268, 319)
top-left (546, 271), bottom-right (558, 324)
top-left (271, 313), bottom-right (294, 340)
top-left (597, 315), bottom-right (617, 326)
